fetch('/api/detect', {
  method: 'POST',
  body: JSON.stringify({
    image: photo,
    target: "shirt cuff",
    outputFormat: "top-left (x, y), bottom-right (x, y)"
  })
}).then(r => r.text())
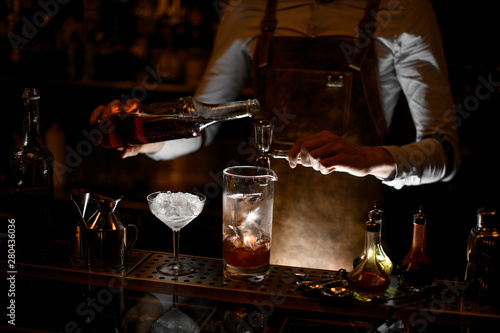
top-left (146, 136), bottom-right (203, 161)
top-left (380, 138), bottom-right (447, 189)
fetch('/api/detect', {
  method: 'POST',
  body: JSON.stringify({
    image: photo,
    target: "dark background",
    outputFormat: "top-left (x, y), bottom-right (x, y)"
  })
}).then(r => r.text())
top-left (0, 0), bottom-right (499, 281)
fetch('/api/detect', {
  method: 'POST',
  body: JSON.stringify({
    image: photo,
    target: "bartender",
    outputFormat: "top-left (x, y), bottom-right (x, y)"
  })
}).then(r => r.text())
top-left (91, 0), bottom-right (460, 270)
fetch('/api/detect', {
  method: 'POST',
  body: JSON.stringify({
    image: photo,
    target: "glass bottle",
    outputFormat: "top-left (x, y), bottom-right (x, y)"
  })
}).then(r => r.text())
top-left (464, 208), bottom-right (500, 307)
top-left (348, 220), bottom-right (391, 302)
top-left (396, 205), bottom-right (433, 292)
top-left (97, 97), bottom-right (260, 149)
top-left (353, 202), bottom-right (393, 275)
top-left (10, 88), bottom-right (55, 262)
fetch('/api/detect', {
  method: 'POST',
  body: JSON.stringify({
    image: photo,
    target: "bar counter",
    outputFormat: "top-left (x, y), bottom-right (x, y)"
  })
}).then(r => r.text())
top-left (2, 242), bottom-right (499, 333)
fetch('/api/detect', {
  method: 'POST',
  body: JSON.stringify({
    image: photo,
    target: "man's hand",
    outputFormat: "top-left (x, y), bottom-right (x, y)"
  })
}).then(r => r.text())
top-left (90, 98), bottom-right (140, 125)
top-left (118, 142), bottom-right (164, 158)
top-left (90, 98), bottom-right (163, 158)
top-left (287, 130), bottom-right (395, 179)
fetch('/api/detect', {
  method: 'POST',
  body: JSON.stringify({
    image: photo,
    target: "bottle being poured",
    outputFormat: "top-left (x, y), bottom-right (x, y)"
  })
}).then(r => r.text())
top-left (96, 97), bottom-right (260, 149)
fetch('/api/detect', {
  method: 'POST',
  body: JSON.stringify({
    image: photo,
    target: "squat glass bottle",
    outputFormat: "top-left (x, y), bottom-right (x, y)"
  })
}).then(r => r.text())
top-left (97, 97), bottom-right (260, 149)
top-left (348, 220), bottom-right (391, 302)
top-left (353, 202), bottom-right (393, 275)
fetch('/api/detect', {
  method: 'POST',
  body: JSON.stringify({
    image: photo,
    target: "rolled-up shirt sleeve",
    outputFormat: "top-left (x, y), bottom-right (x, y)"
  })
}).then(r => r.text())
top-left (377, 0), bottom-right (461, 189)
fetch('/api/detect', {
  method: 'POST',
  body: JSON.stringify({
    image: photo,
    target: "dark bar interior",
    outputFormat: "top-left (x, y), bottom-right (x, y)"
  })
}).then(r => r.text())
top-left (1, 0), bottom-right (499, 331)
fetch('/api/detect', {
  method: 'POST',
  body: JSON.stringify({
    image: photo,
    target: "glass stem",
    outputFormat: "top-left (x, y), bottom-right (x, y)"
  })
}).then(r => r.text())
top-left (173, 229), bottom-right (180, 264)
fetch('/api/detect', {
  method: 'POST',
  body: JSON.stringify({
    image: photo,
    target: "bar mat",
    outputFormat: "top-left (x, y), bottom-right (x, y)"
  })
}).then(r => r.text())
top-left (127, 252), bottom-right (324, 299)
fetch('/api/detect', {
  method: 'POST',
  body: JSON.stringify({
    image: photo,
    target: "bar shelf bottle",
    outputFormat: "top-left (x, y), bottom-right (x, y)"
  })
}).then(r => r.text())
top-left (10, 88), bottom-right (55, 262)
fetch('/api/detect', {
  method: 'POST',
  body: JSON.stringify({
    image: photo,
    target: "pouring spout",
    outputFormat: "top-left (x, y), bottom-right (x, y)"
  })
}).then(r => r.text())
top-left (255, 167), bottom-right (278, 183)
top-left (70, 189), bottom-right (92, 229)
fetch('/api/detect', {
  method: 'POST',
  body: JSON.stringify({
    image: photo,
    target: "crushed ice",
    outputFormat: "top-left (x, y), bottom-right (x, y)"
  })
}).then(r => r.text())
top-left (150, 191), bottom-right (204, 220)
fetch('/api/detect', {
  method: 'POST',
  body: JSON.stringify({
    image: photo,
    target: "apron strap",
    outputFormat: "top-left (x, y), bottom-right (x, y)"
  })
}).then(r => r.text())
top-left (349, 0), bottom-right (381, 71)
top-left (257, 0), bottom-right (278, 68)
top-left (257, 0), bottom-right (381, 70)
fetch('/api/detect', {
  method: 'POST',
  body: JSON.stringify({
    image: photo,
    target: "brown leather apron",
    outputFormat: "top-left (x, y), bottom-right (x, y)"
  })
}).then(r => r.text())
top-left (252, 0), bottom-right (388, 270)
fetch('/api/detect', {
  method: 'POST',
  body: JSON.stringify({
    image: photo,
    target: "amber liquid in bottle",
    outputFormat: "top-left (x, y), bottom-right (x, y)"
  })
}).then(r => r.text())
top-left (350, 271), bottom-right (390, 297)
top-left (99, 114), bottom-right (213, 149)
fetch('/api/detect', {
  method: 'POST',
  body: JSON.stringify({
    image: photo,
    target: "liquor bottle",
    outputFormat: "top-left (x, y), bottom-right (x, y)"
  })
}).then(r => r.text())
top-left (396, 205), bottom-right (433, 292)
top-left (352, 202), bottom-right (393, 275)
top-left (348, 219), bottom-right (391, 302)
top-left (10, 88), bottom-right (55, 262)
top-left (464, 208), bottom-right (500, 307)
top-left (97, 97), bottom-right (260, 149)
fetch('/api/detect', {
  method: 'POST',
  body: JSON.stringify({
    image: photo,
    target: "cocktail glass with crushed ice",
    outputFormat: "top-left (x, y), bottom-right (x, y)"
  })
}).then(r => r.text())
top-left (222, 166), bottom-right (277, 282)
top-left (147, 191), bottom-right (206, 276)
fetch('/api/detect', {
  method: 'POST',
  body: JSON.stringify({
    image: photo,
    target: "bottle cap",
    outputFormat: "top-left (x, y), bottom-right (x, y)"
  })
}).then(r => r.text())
top-left (477, 208), bottom-right (499, 229)
top-left (413, 204), bottom-right (426, 225)
top-left (369, 201), bottom-right (383, 222)
top-left (22, 88), bottom-right (40, 100)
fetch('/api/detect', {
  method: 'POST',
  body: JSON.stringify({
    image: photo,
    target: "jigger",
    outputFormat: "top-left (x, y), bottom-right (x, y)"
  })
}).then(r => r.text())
top-left (253, 119), bottom-right (297, 168)
top-left (254, 120), bottom-right (273, 168)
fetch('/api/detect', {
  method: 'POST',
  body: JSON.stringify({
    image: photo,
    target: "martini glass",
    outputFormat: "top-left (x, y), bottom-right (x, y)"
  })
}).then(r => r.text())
top-left (147, 191), bottom-right (206, 276)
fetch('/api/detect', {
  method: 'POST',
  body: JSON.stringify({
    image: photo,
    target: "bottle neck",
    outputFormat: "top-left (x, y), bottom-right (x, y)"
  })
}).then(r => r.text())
top-left (364, 230), bottom-right (380, 260)
top-left (374, 218), bottom-right (382, 238)
top-left (194, 99), bottom-right (260, 120)
top-left (21, 93), bottom-right (43, 146)
top-left (410, 222), bottom-right (427, 253)
top-left (138, 97), bottom-right (260, 121)
top-left (477, 208), bottom-right (498, 230)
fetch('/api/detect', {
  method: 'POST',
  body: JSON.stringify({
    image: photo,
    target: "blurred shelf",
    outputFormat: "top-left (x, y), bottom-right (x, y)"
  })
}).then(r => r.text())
top-left (0, 77), bottom-right (196, 94)
top-left (0, 77), bottom-right (254, 96)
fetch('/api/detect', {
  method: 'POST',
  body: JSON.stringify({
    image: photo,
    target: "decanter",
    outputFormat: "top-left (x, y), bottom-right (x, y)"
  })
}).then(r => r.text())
top-left (348, 219), bottom-right (391, 302)
top-left (353, 202), bottom-right (393, 275)
top-left (396, 205), bottom-right (433, 292)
